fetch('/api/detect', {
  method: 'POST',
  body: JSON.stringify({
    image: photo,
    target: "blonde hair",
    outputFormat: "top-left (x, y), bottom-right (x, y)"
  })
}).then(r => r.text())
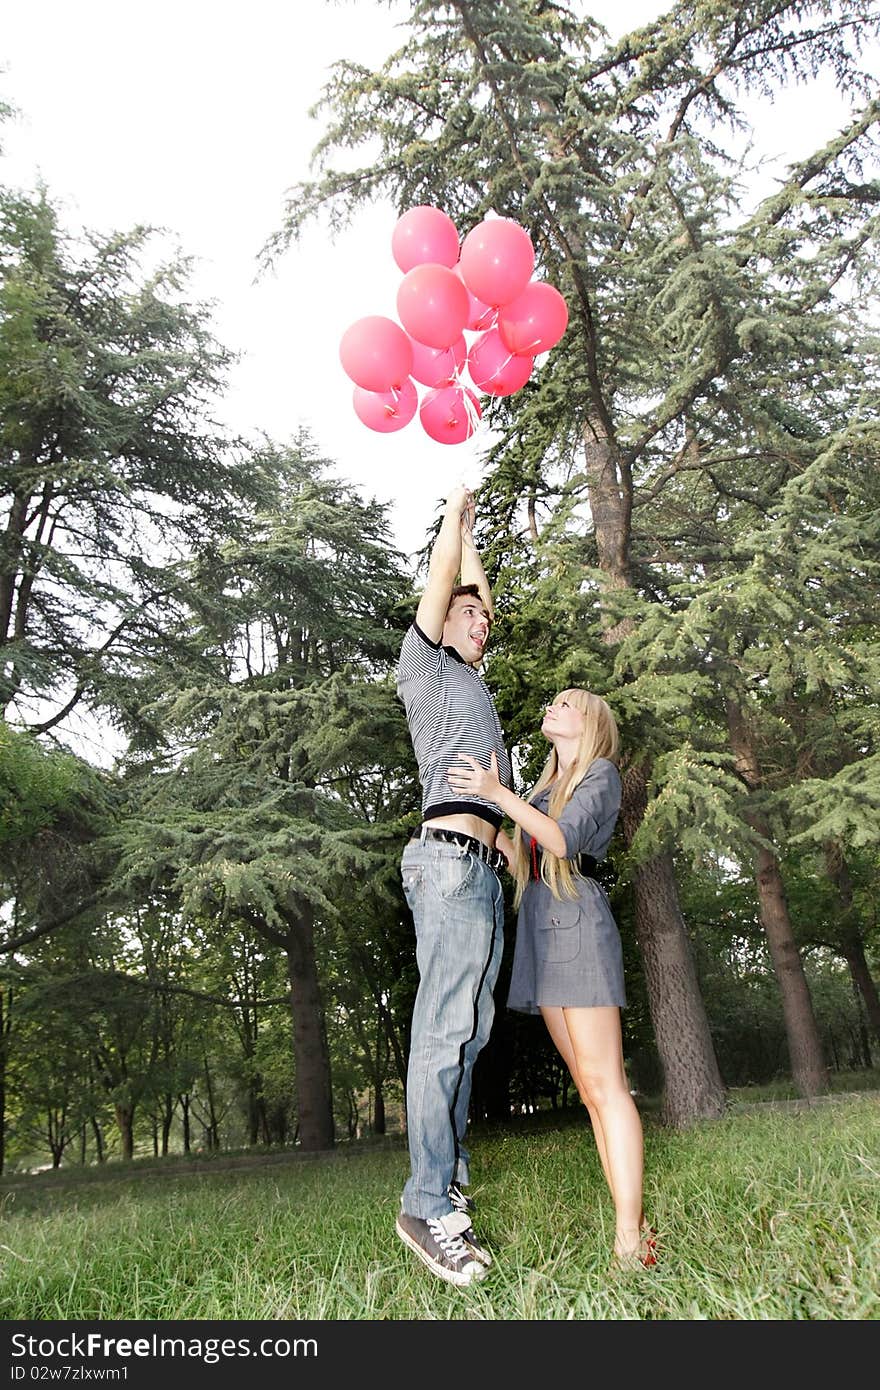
top-left (511, 689), bottom-right (619, 906)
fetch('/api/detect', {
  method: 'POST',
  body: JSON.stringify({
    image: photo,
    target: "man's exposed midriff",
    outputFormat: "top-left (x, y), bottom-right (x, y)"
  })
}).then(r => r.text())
top-left (423, 812), bottom-right (497, 848)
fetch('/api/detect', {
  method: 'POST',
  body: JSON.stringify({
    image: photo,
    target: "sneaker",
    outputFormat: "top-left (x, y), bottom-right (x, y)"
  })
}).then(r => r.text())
top-left (448, 1182), bottom-right (475, 1215)
top-left (459, 1222), bottom-right (493, 1268)
top-left (448, 1184), bottom-right (493, 1267)
top-left (395, 1210), bottom-right (489, 1286)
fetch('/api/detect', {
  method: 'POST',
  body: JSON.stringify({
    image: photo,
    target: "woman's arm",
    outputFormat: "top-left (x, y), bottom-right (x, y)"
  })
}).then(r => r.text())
top-left (446, 753), bottom-right (567, 858)
top-left (496, 827), bottom-right (516, 869)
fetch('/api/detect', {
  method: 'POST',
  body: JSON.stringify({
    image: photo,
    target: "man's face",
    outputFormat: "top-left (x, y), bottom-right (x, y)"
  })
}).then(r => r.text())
top-left (442, 595), bottom-right (491, 665)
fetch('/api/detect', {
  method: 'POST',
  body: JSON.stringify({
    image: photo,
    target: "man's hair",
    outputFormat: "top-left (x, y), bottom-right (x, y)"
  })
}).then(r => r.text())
top-left (446, 583), bottom-right (482, 614)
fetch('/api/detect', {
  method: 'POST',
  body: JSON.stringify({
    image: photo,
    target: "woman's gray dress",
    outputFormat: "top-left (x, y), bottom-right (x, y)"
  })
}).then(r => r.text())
top-left (507, 757), bottom-right (625, 1012)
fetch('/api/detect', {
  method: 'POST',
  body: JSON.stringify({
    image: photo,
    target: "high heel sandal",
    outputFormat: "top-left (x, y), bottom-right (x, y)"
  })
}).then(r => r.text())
top-left (639, 1220), bottom-right (658, 1267)
top-left (610, 1221), bottom-right (658, 1273)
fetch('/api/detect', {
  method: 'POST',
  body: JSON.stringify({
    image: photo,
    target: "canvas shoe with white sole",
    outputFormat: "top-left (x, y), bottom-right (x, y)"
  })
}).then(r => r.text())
top-left (448, 1183), bottom-right (492, 1267)
top-left (395, 1209), bottom-right (489, 1286)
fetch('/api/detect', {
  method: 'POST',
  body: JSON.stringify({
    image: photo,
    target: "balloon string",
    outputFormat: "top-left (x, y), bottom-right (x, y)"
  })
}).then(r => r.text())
top-left (448, 362), bottom-right (481, 440)
top-left (461, 385), bottom-right (482, 437)
top-left (493, 349), bottom-right (518, 383)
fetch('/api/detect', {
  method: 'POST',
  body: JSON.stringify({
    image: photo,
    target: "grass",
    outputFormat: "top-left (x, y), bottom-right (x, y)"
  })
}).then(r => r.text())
top-left (1, 1089), bottom-right (877, 1321)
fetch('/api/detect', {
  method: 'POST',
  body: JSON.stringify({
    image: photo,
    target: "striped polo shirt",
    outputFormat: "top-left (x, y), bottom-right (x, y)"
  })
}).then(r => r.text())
top-left (397, 622), bottom-right (512, 828)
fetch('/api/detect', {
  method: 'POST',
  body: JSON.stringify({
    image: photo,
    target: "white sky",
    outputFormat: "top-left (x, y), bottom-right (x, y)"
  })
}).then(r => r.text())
top-left (1, 0), bottom-right (872, 560)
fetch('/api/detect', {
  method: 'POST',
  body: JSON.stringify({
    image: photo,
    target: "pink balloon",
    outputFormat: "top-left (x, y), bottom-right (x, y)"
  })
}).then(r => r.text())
top-left (498, 281), bottom-right (569, 356)
top-left (397, 263), bottom-right (469, 349)
top-left (467, 327), bottom-right (534, 397)
top-left (339, 315), bottom-right (414, 392)
top-left (459, 218), bottom-right (536, 307)
top-left (352, 377), bottom-right (418, 433)
top-left (408, 333), bottom-right (467, 388)
top-left (420, 383), bottom-right (482, 445)
top-left (392, 205), bottom-right (460, 273)
top-left (454, 266), bottom-right (496, 332)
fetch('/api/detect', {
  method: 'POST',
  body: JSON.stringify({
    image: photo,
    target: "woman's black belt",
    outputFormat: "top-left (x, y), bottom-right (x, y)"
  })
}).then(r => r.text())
top-left (412, 826), bottom-right (507, 873)
top-left (529, 835), bottom-right (597, 881)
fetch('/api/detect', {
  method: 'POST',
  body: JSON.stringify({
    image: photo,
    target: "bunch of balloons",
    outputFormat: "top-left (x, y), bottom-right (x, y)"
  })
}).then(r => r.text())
top-left (338, 206), bottom-right (569, 445)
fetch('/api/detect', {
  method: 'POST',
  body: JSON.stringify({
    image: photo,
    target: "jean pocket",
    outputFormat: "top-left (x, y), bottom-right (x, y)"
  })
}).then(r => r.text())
top-left (428, 852), bottom-right (476, 900)
top-left (402, 863), bottom-right (424, 911)
top-left (537, 898), bottom-right (581, 964)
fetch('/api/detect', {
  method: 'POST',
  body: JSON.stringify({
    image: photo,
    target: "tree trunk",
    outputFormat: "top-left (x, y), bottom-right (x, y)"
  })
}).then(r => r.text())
top-left (373, 1083), bottom-right (386, 1135)
top-left (163, 1100), bottom-right (173, 1154)
top-left (91, 1115), bottom-right (105, 1163)
top-left (247, 1085), bottom-right (260, 1146)
top-left (284, 905), bottom-right (334, 1151)
top-left (201, 1056), bottom-right (220, 1150)
top-left (585, 417), bottom-right (727, 1127)
top-left (726, 699), bottom-right (828, 1096)
top-left (179, 1093), bottom-right (191, 1153)
top-left (0, 491), bottom-right (28, 648)
top-left (824, 840), bottom-right (880, 1044)
top-left (115, 1104), bottom-right (135, 1160)
top-left (619, 763), bottom-right (727, 1126)
top-left (0, 984), bottom-right (8, 1176)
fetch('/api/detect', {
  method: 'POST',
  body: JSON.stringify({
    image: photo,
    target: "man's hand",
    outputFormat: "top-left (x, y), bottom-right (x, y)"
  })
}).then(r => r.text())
top-left (445, 484), bottom-right (473, 520)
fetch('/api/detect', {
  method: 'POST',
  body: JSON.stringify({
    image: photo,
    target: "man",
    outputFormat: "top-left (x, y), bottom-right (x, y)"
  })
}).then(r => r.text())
top-left (395, 484), bottom-right (513, 1287)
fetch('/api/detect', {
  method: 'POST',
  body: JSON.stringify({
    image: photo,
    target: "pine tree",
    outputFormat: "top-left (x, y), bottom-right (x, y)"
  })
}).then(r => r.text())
top-left (272, 0), bottom-right (879, 1119)
top-left (110, 438), bottom-right (417, 1151)
top-left (0, 188), bottom-right (264, 734)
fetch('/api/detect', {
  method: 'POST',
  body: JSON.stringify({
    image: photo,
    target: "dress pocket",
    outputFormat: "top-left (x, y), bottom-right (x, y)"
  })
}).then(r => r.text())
top-left (536, 897), bottom-right (581, 964)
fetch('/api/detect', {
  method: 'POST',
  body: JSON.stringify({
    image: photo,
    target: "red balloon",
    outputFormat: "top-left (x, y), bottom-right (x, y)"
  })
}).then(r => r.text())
top-left (352, 378), bottom-right (418, 433)
top-left (339, 315), bottom-right (413, 391)
top-left (420, 383), bottom-right (482, 445)
top-left (454, 266), bottom-right (496, 332)
top-left (392, 206), bottom-right (460, 273)
top-left (459, 218), bottom-right (535, 307)
top-left (498, 281), bottom-right (569, 356)
top-left (408, 333), bottom-right (467, 388)
top-left (467, 327), bottom-right (534, 397)
top-left (397, 263), bottom-right (469, 349)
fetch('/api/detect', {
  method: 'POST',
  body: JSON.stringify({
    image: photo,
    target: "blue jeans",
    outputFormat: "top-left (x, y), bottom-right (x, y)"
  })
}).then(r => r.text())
top-left (400, 835), bottom-right (505, 1220)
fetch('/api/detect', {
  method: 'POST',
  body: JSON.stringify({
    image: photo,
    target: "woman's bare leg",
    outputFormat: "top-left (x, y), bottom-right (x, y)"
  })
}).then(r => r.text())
top-left (544, 1004), bottom-right (646, 1259)
top-left (541, 1005), bottom-right (613, 1195)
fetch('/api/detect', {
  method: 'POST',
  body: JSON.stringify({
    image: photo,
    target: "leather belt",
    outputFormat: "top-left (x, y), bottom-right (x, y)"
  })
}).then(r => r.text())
top-left (529, 835), bottom-right (598, 881)
top-left (412, 826), bottom-right (506, 874)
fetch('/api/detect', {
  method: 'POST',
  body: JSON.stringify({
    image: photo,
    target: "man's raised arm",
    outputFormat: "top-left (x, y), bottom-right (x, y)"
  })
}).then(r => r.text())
top-left (415, 484), bottom-right (473, 643)
top-left (459, 498), bottom-right (494, 623)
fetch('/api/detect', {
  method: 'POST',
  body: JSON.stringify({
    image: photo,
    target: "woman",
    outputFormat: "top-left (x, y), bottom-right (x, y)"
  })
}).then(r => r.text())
top-left (447, 689), bottom-right (656, 1268)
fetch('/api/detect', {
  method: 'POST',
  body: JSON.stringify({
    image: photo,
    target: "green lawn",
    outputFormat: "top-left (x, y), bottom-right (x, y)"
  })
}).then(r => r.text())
top-left (1, 1090), bottom-right (877, 1320)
